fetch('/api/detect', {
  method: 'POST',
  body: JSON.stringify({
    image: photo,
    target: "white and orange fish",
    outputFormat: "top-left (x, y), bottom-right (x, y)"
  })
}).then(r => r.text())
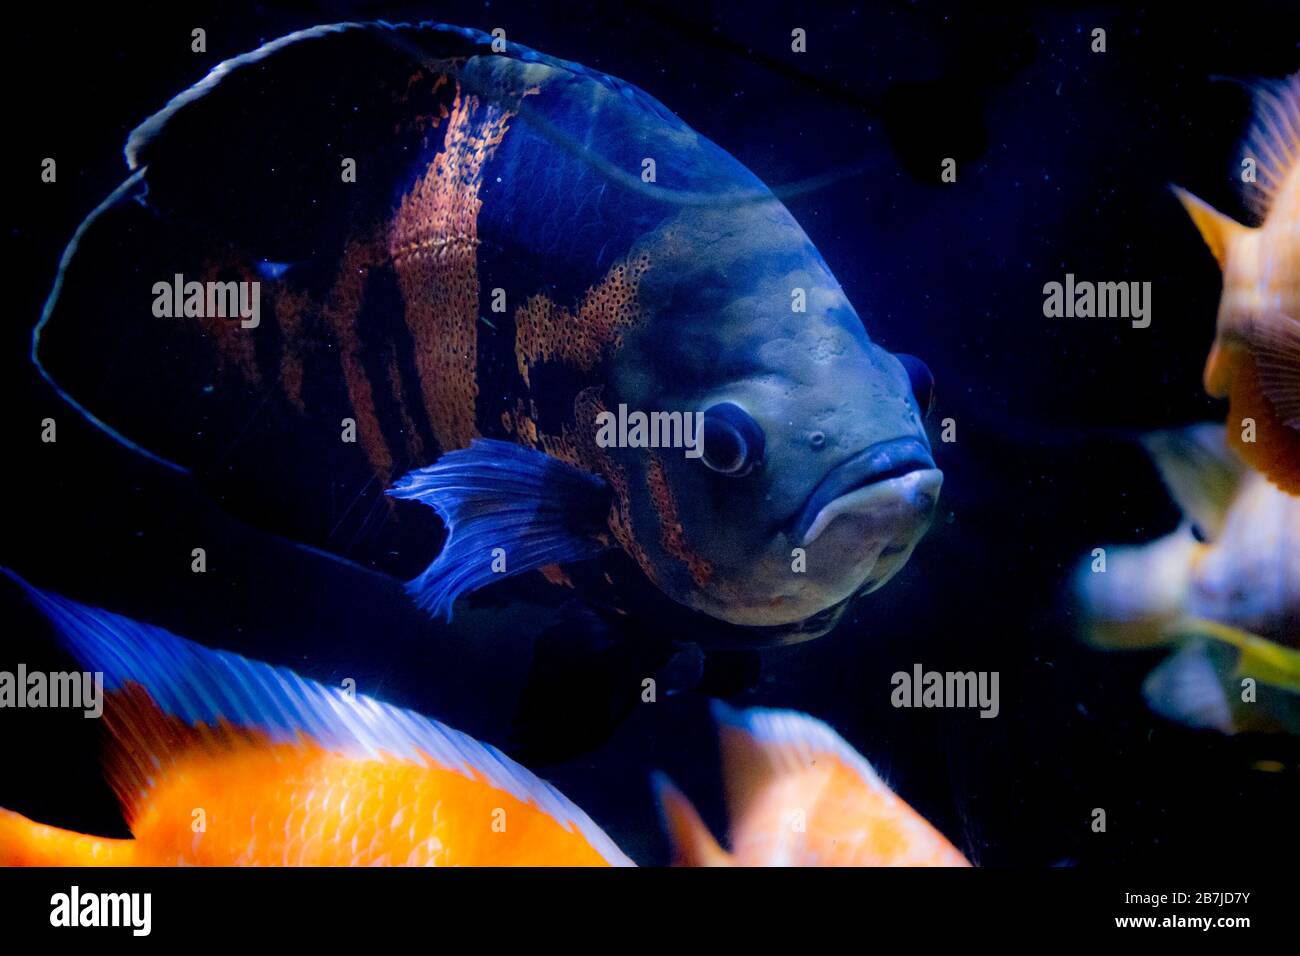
top-left (1073, 424), bottom-right (1300, 733)
top-left (653, 703), bottom-right (969, 866)
top-left (1174, 71), bottom-right (1300, 493)
top-left (0, 569), bottom-right (631, 866)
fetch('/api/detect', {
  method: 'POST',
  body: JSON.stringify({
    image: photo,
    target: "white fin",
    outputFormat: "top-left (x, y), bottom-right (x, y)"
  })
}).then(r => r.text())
top-left (1142, 640), bottom-right (1235, 733)
top-left (1140, 423), bottom-right (1246, 539)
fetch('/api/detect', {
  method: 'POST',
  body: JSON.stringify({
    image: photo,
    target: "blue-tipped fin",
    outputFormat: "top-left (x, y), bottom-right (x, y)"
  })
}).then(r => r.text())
top-left (0, 567), bottom-right (633, 865)
top-left (388, 439), bottom-right (613, 619)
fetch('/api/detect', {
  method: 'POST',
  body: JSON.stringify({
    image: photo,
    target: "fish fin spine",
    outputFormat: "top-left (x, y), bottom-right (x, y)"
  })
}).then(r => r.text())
top-left (1222, 348), bottom-right (1300, 494)
top-left (388, 439), bottom-right (613, 620)
top-left (1239, 71), bottom-right (1300, 222)
top-left (1236, 313), bottom-right (1300, 430)
top-left (1171, 186), bottom-right (1249, 272)
top-left (0, 567), bottom-right (633, 866)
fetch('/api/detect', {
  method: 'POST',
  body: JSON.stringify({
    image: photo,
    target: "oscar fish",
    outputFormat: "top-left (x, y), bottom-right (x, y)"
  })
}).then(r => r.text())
top-left (1173, 71), bottom-right (1300, 494)
top-left (0, 568), bottom-right (631, 866)
top-left (1072, 424), bottom-right (1300, 733)
top-left (34, 21), bottom-right (940, 644)
top-left (653, 703), bottom-right (969, 866)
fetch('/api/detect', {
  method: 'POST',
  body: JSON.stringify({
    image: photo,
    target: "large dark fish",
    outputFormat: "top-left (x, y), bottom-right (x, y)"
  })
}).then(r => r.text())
top-left (36, 21), bottom-right (940, 647)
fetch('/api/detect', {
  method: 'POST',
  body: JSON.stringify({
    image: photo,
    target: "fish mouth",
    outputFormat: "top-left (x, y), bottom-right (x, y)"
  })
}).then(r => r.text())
top-left (794, 437), bottom-right (940, 546)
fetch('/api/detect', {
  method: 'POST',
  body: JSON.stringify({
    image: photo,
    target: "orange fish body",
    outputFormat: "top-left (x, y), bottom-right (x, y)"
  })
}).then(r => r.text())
top-left (0, 571), bottom-right (630, 867)
top-left (654, 704), bottom-right (969, 867)
top-left (1175, 71), bottom-right (1300, 493)
top-left (6, 748), bottom-right (610, 867)
top-left (5, 744), bottom-right (613, 867)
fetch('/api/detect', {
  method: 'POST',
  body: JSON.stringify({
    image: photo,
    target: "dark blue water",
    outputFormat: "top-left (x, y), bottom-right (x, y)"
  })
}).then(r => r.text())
top-left (2, 1), bottom-right (1297, 867)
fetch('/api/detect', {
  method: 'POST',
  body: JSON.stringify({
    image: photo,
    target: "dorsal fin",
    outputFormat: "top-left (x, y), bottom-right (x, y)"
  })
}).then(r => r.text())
top-left (711, 702), bottom-right (884, 826)
top-left (1, 568), bottom-right (631, 866)
top-left (1238, 71), bottom-right (1300, 223)
top-left (125, 20), bottom-right (691, 173)
top-left (126, 21), bottom-right (371, 169)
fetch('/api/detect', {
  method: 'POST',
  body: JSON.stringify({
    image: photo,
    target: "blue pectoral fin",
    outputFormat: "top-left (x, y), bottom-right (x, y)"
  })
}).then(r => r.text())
top-left (388, 439), bottom-right (614, 619)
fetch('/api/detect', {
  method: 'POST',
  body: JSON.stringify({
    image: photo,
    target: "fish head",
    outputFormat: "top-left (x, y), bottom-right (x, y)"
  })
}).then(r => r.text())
top-left (601, 202), bottom-right (940, 639)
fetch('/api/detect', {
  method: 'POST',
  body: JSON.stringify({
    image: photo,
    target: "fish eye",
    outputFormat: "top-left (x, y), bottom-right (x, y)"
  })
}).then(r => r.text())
top-left (700, 402), bottom-right (765, 477)
top-left (896, 353), bottom-right (934, 417)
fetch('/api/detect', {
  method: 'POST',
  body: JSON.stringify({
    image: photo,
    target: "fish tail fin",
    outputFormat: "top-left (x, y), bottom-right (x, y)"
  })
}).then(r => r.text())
top-left (1237, 71), bottom-right (1300, 223)
top-left (0, 808), bottom-right (135, 866)
top-left (1171, 185), bottom-right (1248, 271)
top-left (387, 439), bottom-right (612, 619)
top-left (1142, 640), bottom-right (1236, 733)
top-left (650, 773), bottom-right (731, 866)
top-left (31, 169), bottom-right (189, 475)
top-left (1219, 343), bottom-right (1300, 494)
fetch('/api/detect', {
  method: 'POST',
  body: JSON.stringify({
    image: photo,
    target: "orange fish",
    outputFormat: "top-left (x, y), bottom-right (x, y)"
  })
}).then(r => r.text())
top-left (0, 570), bottom-right (631, 866)
top-left (653, 703), bottom-right (969, 866)
top-left (1174, 71), bottom-right (1300, 493)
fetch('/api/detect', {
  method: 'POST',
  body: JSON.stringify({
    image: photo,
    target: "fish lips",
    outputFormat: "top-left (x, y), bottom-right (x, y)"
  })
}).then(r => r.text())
top-left (794, 437), bottom-right (942, 549)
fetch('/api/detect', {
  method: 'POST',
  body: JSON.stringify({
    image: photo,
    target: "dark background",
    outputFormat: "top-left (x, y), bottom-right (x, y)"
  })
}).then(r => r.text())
top-left (2, 1), bottom-right (1298, 867)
